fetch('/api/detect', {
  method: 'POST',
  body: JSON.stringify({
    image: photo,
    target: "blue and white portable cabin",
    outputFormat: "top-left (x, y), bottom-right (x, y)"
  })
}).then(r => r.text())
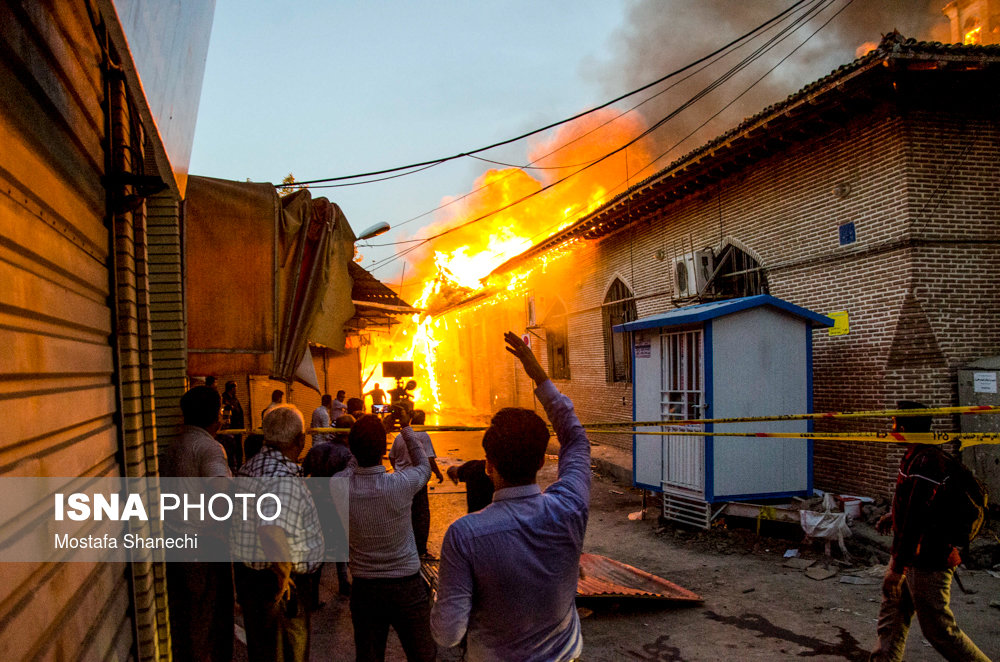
top-left (614, 295), bottom-right (834, 528)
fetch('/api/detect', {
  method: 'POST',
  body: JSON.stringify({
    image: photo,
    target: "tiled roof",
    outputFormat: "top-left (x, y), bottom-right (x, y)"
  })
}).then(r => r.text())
top-left (346, 261), bottom-right (416, 331)
top-left (491, 33), bottom-right (1000, 276)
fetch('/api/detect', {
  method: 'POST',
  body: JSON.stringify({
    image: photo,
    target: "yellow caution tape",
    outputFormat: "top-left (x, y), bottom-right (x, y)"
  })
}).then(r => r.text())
top-left (589, 428), bottom-right (1000, 450)
top-left (220, 426), bottom-right (494, 435)
top-left (582, 404), bottom-right (1000, 428)
top-left (215, 404), bottom-right (1000, 451)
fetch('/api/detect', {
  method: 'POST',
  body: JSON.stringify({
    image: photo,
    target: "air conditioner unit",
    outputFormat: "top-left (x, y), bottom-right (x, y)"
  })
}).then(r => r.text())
top-left (673, 249), bottom-right (714, 298)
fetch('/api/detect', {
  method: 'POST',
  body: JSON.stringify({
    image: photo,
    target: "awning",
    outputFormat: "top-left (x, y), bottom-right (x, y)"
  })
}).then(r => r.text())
top-left (345, 260), bottom-right (417, 332)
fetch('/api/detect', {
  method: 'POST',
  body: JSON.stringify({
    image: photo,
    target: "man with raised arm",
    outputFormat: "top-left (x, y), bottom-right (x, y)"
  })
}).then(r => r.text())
top-left (431, 331), bottom-right (591, 661)
top-left (345, 410), bottom-right (437, 662)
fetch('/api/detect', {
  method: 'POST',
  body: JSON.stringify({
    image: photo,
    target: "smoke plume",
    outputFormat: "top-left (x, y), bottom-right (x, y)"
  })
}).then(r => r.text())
top-left (586, 0), bottom-right (950, 174)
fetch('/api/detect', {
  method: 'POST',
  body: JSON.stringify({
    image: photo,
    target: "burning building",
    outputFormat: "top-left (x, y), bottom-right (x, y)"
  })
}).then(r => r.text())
top-left (943, 0), bottom-right (1000, 44)
top-left (405, 33), bottom-right (1000, 500)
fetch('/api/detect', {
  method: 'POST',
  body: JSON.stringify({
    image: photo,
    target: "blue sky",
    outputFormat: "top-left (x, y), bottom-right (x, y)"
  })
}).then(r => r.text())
top-left (189, 1), bottom-right (945, 283)
top-left (189, 2), bottom-right (627, 263)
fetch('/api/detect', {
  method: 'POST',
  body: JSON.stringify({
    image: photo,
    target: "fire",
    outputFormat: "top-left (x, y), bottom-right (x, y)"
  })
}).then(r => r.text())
top-left (360, 109), bottom-right (651, 413)
top-left (855, 41), bottom-right (879, 58)
top-left (964, 26), bottom-right (982, 45)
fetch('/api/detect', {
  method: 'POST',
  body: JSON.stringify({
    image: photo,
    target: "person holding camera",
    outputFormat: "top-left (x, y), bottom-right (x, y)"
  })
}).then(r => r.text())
top-left (389, 409), bottom-right (445, 559)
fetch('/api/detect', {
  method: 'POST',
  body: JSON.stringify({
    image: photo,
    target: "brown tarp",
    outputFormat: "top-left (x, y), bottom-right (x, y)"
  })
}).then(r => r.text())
top-left (185, 176), bottom-right (357, 382)
top-left (185, 175), bottom-right (278, 375)
top-left (274, 192), bottom-right (356, 381)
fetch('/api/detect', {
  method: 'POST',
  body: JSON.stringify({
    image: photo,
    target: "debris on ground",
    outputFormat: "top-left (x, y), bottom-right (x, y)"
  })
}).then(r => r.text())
top-left (577, 553), bottom-right (702, 603)
top-left (839, 575), bottom-right (881, 585)
top-left (783, 557), bottom-right (816, 570)
top-left (805, 566), bottom-right (838, 581)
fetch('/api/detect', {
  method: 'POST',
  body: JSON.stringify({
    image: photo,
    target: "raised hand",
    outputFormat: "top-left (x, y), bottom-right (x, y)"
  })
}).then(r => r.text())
top-left (504, 331), bottom-right (548, 385)
top-left (392, 404), bottom-right (411, 428)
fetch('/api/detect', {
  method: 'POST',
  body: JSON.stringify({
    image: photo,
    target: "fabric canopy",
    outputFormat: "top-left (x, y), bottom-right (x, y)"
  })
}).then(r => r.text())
top-left (185, 176), bottom-right (357, 384)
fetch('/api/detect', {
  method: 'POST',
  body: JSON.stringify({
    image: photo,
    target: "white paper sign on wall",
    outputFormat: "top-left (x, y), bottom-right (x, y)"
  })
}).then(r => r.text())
top-left (973, 371), bottom-right (997, 394)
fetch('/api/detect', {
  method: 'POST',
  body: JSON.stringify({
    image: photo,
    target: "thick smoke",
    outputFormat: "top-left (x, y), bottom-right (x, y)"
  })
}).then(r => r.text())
top-left (586, 0), bottom-right (950, 171)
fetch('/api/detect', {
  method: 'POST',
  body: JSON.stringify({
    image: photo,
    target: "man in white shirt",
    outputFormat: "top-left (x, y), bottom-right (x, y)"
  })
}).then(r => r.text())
top-left (388, 410), bottom-right (444, 558)
top-left (161, 385), bottom-right (234, 662)
top-left (311, 395), bottom-right (334, 445)
top-left (343, 412), bottom-right (436, 662)
top-left (331, 389), bottom-right (348, 419)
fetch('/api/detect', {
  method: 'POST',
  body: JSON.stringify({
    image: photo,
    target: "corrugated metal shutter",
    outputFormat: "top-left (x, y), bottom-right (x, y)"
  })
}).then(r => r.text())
top-left (0, 1), bottom-right (134, 660)
top-left (147, 192), bottom-right (187, 453)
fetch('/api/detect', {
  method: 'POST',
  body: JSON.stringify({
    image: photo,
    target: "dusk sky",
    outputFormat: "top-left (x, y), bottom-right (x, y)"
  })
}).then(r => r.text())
top-left (188, 0), bottom-right (948, 287)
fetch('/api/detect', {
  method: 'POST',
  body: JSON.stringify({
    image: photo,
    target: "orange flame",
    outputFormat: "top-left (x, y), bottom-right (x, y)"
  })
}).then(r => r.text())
top-left (855, 41), bottom-right (879, 58)
top-left (360, 110), bottom-right (651, 412)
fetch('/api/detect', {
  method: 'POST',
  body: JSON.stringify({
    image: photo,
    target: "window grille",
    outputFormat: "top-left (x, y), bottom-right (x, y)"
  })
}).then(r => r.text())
top-left (708, 243), bottom-right (768, 299)
top-left (544, 302), bottom-right (571, 380)
top-left (602, 279), bottom-right (636, 383)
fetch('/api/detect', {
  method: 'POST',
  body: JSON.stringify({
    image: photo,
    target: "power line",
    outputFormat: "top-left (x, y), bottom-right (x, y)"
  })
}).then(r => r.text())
top-left (635, 0), bottom-right (855, 182)
top-left (362, 3), bottom-right (820, 275)
top-left (353, 0), bottom-right (823, 241)
top-left (285, 0), bottom-right (811, 188)
top-left (363, 0), bottom-right (837, 276)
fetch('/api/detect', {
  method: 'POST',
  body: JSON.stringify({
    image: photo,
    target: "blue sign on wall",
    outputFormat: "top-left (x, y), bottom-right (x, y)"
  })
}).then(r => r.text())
top-left (838, 222), bottom-right (856, 246)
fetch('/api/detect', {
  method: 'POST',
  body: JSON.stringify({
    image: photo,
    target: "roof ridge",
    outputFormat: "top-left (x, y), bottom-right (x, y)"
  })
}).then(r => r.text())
top-left (487, 32), bottom-right (1000, 278)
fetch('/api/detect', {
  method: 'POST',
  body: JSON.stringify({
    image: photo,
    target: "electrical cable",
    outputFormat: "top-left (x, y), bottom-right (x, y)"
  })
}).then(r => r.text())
top-left (363, 0), bottom-right (837, 275)
top-left (283, 0), bottom-right (811, 188)
top-left (632, 0), bottom-right (855, 182)
top-left (352, 0), bottom-right (823, 239)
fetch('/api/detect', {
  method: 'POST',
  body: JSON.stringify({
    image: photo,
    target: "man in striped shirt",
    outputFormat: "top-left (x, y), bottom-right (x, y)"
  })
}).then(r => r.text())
top-left (343, 412), bottom-right (436, 661)
top-left (232, 405), bottom-right (324, 662)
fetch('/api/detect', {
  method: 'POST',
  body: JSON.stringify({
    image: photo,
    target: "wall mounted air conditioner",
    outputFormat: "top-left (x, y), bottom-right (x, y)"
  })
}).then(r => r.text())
top-left (673, 249), bottom-right (714, 298)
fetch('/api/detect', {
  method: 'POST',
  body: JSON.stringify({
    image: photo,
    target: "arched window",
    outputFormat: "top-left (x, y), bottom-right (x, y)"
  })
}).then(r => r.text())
top-left (544, 301), bottom-right (570, 380)
top-left (708, 241), bottom-right (768, 299)
top-left (603, 279), bottom-right (636, 383)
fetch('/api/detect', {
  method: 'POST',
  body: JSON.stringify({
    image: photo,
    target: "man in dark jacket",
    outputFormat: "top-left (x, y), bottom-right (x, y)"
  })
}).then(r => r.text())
top-left (869, 402), bottom-right (989, 662)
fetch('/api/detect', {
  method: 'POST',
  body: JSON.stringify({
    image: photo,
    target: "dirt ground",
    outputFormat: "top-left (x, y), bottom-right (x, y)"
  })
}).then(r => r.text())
top-left (236, 434), bottom-right (1000, 661)
top-left (572, 471), bottom-right (999, 662)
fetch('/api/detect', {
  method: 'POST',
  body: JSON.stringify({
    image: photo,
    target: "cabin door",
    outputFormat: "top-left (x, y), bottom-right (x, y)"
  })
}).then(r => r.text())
top-left (660, 329), bottom-right (705, 496)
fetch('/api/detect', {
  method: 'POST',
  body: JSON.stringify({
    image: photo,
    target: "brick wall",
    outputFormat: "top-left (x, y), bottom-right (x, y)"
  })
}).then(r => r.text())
top-left (435, 102), bottom-right (1000, 499)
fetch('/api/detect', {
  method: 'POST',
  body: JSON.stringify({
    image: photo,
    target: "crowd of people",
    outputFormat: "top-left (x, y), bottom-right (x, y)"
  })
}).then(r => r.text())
top-left (165, 335), bottom-right (989, 662)
top-left (164, 332), bottom-right (591, 662)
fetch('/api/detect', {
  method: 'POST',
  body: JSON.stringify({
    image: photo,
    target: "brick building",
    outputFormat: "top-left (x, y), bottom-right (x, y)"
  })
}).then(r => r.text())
top-left (430, 34), bottom-right (1000, 499)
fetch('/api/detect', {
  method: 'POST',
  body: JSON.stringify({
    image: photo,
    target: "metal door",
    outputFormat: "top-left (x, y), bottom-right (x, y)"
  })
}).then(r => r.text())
top-left (661, 329), bottom-right (705, 495)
